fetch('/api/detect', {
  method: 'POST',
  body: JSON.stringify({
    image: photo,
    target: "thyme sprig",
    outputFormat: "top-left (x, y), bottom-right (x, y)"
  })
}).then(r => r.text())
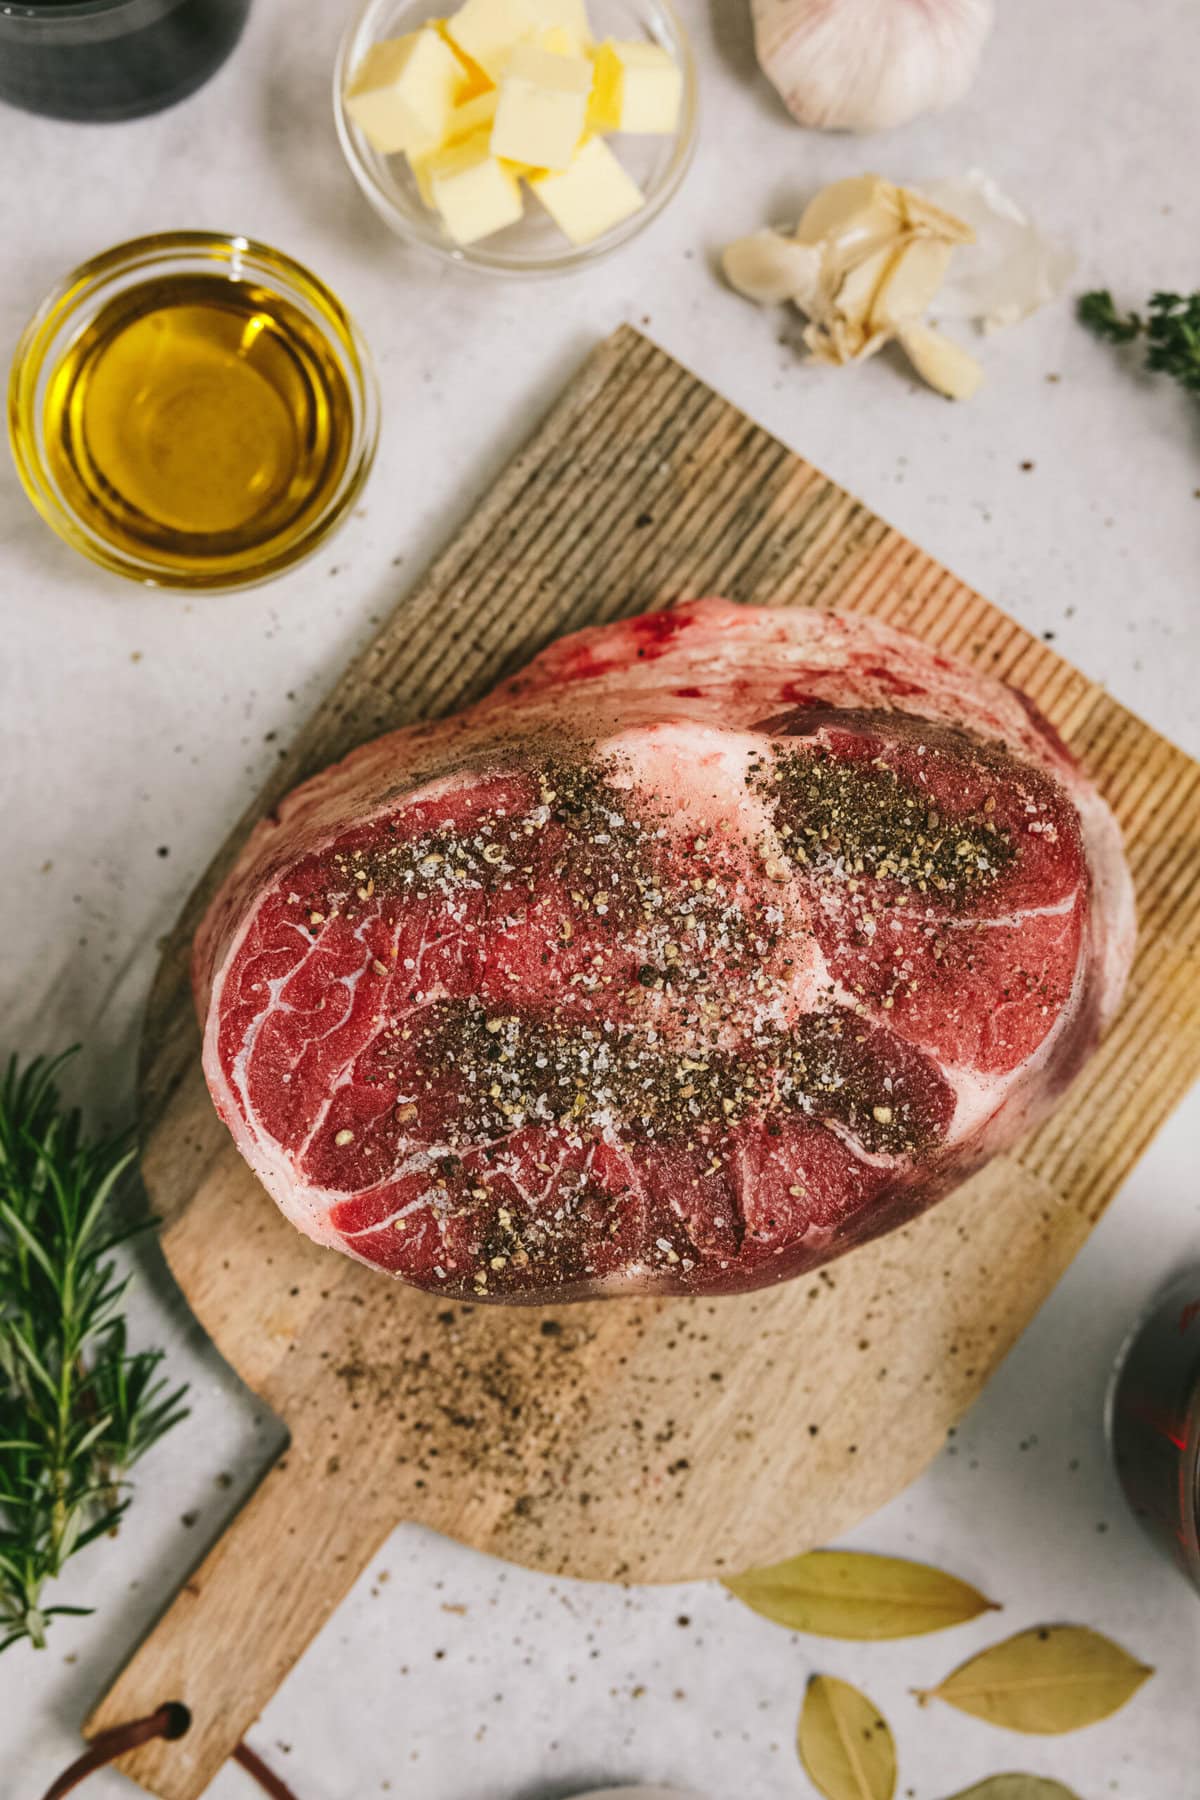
top-left (1079, 289), bottom-right (1200, 396)
top-left (0, 1051), bottom-right (187, 1652)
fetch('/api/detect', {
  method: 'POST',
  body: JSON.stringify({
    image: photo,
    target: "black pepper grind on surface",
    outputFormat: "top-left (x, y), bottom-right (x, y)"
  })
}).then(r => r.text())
top-left (751, 742), bottom-right (1015, 904)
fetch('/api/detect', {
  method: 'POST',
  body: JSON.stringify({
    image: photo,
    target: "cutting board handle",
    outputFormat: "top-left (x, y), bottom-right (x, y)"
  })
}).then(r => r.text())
top-left (86, 1421), bottom-right (384, 1800)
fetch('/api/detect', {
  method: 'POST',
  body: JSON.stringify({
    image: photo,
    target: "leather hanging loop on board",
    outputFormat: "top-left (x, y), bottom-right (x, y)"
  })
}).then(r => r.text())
top-left (231, 1741), bottom-right (302, 1800)
top-left (39, 1706), bottom-right (301, 1800)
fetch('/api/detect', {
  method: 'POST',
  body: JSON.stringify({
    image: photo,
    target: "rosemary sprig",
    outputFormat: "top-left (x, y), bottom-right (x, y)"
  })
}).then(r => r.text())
top-left (0, 1050), bottom-right (188, 1652)
top-left (1079, 289), bottom-right (1200, 395)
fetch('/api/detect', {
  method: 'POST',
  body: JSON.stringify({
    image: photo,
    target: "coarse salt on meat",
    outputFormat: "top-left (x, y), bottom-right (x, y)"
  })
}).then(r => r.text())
top-left (194, 601), bottom-right (1135, 1303)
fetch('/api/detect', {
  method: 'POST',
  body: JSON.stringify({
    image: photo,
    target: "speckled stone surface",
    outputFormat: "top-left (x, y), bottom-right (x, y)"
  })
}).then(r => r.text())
top-left (2, 0), bottom-right (1199, 1795)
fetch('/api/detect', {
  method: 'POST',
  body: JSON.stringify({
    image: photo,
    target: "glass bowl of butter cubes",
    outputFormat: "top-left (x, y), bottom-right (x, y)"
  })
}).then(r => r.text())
top-left (335, 0), bottom-right (696, 272)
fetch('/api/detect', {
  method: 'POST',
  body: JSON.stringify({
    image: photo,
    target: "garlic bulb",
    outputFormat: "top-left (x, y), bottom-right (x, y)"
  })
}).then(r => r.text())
top-left (752, 0), bottom-right (995, 133)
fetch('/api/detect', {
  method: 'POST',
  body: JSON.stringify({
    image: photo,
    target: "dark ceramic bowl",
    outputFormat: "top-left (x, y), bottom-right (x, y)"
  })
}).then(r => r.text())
top-left (1109, 1267), bottom-right (1200, 1595)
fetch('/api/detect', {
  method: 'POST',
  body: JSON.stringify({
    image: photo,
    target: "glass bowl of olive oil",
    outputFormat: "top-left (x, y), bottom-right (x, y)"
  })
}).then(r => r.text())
top-left (8, 232), bottom-right (379, 590)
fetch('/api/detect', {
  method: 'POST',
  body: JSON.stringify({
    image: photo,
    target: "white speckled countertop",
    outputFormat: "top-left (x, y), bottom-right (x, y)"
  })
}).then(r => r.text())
top-left (3, 1), bottom-right (1199, 1796)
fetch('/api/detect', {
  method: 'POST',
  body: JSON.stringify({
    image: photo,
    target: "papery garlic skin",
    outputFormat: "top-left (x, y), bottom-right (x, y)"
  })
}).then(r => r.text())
top-left (920, 170), bottom-right (1077, 331)
top-left (804, 316), bottom-right (889, 368)
top-left (752, 0), bottom-right (995, 133)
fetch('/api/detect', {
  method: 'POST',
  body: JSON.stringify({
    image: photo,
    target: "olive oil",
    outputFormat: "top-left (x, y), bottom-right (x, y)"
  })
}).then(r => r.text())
top-left (42, 271), bottom-right (356, 583)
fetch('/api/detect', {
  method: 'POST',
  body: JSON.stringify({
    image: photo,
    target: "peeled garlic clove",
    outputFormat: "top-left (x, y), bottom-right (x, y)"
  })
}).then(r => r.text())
top-left (897, 321), bottom-right (984, 399)
top-left (723, 229), bottom-right (823, 309)
top-left (724, 173), bottom-right (981, 389)
top-left (833, 240), bottom-right (898, 333)
top-left (797, 177), bottom-right (907, 318)
top-left (752, 0), bottom-right (995, 134)
top-left (920, 169), bottom-right (1076, 330)
top-left (797, 175), bottom-right (903, 259)
top-left (870, 236), bottom-right (956, 332)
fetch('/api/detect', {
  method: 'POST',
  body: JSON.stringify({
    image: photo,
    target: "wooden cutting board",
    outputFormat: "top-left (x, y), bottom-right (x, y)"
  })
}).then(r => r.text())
top-left (91, 327), bottom-right (1200, 1799)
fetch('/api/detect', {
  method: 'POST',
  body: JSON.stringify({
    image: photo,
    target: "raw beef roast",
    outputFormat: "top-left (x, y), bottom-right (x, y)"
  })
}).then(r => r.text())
top-left (195, 600), bottom-right (1135, 1302)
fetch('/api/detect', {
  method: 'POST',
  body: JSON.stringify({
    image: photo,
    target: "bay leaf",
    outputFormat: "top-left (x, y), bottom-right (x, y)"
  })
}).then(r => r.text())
top-left (943, 1779), bottom-right (1082, 1800)
top-left (798, 1675), bottom-right (896, 1800)
top-left (724, 1550), bottom-right (998, 1639)
top-left (916, 1625), bottom-right (1153, 1733)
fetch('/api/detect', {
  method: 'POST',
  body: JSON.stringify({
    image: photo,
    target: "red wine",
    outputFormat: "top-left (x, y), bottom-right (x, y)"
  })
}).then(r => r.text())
top-left (0, 0), bottom-right (250, 123)
top-left (1110, 1269), bottom-right (1200, 1594)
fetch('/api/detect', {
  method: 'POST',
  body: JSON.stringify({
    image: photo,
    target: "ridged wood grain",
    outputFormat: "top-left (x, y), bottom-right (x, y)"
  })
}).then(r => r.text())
top-left (92, 328), bottom-right (1200, 1799)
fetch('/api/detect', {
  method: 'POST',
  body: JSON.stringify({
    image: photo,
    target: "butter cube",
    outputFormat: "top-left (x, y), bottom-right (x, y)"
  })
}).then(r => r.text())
top-left (538, 25), bottom-right (577, 56)
top-left (409, 89), bottom-right (499, 206)
top-left (529, 135), bottom-right (644, 245)
top-left (445, 0), bottom-right (537, 81)
top-left (434, 21), bottom-right (496, 100)
top-left (590, 39), bottom-right (683, 135)
top-left (448, 87), bottom-right (501, 137)
top-left (430, 131), bottom-right (524, 243)
top-left (344, 29), bottom-right (465, 156)
top-left (491, 42), bottom-right (592, 172)
top-left (530, 0), bottom-right (592, 53)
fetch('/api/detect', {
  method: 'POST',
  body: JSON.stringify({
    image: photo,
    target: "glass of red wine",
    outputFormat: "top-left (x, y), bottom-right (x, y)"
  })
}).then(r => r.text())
top-left (1109, 1267), bottom-right (1200, 1595)
top-left (0, 0), bottom-right (250, 122)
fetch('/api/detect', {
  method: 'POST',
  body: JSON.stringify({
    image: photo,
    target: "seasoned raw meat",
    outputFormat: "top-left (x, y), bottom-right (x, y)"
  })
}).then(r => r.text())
top-left (195, 601), bottom-right (1135, 1302)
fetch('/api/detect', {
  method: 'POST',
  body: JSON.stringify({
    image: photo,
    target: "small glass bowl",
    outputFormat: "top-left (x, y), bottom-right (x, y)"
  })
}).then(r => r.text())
top-left (8, 231), bottom-right (379, 591)
top-left (333, 0), bottom-right (698, 276)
